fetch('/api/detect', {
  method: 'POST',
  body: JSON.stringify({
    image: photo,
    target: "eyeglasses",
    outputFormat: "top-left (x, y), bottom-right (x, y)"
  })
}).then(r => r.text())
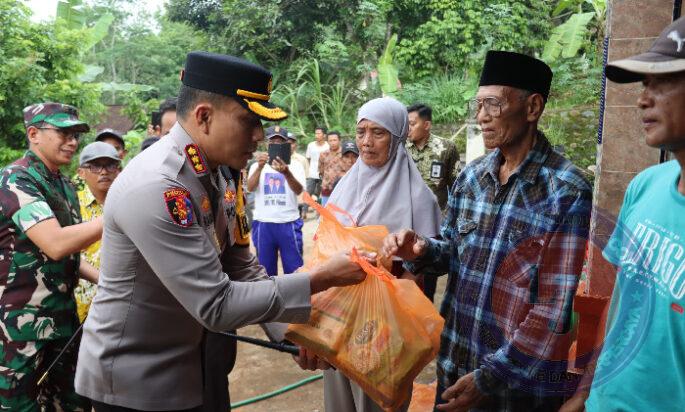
top-left (468, 97), bottom-right (505, 119)
top-left (38, 127), bottom-right (82, 141)
top-left (81, 163), bottom-right (120, 173)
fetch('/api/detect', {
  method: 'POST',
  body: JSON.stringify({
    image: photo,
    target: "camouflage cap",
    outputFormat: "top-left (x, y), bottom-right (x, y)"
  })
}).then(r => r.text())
top-left (23, 102), bottom-right (90, 133)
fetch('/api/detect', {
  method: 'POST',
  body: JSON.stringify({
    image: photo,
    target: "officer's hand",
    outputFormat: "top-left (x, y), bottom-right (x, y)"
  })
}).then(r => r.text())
top-left (271, 157), bottom-right (288, 174)
top-left (293, 346), bottom-right (331, 371)
top-left (256, 152), bottom-right (269, 168)
top-left (381, 229), bottom-right (427, 262)
top-left (309, 251), bottom-right (367, 294)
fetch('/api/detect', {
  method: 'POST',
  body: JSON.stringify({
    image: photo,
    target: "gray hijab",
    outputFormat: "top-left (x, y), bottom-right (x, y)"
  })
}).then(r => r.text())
top-left (328, 97), bottom-right (442, 237)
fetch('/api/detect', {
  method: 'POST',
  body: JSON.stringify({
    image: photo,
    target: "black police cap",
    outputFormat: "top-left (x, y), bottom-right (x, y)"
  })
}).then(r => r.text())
top-left (265, 125), bottom-right (289, 140)
top-left (181, 51), bottom-right (287, 121)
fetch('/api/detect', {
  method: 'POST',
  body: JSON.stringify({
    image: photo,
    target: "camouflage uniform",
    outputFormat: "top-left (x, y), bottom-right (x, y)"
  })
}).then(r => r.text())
top-left (0, 103), bottom-right (89, 411)
top-left (405, 134), bottom-right (459, 210)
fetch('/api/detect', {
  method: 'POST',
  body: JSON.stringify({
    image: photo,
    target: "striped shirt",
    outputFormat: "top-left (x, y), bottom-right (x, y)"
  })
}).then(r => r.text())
top-left (407, 133), bottom-right (592, 411)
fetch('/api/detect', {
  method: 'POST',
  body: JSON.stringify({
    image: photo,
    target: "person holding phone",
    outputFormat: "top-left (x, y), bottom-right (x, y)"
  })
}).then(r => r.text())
top-left (247, 126), bottom-right (306, 276)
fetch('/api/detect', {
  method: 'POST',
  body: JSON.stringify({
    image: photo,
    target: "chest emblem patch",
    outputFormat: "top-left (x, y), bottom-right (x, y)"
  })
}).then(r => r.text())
top-left (224, 188), bottom-right (236, 204)
top-left (200, 195), bottom-right (211, 212)
top-left (184, 144), bottom-right (208, 174)
top-left (163, 188), bottom-right (194, 227)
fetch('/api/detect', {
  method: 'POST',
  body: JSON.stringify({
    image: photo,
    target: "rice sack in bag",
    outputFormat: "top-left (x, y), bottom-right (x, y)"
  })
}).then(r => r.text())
top-left (286, 196), bottom-right (444, 411)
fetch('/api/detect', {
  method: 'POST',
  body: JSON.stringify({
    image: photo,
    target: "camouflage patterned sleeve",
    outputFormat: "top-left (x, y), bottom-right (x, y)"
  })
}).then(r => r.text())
top-left (0, 170), bottom-right (55, 232)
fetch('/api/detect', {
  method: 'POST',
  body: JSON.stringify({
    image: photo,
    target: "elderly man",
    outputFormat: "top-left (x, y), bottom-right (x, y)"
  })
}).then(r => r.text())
top-left (75, 52), bottom-right (365, 412)
top-left (74, 142), bottom-right (122, 322)
top-left (0, 103), bottom-right (102, 410)
top-left (383, 51), bottom-right (592, 411)
top-left (560, 16), bottom-right (685, 412)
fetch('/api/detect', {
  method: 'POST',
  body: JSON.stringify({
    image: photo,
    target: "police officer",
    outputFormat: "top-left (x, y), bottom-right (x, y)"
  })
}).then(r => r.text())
top-left (75, 51), bottom-right (367, 411)
top-left (0, 103), bottom-right (102, 410)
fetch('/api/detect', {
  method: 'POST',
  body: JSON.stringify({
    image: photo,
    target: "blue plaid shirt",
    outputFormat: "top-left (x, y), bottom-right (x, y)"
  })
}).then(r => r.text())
top-left (407, 133), bottom-right (592, 411)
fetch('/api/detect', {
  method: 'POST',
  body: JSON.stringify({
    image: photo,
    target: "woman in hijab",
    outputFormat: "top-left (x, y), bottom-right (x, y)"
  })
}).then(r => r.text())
top-left (323, 97), bottom-right (442, 411)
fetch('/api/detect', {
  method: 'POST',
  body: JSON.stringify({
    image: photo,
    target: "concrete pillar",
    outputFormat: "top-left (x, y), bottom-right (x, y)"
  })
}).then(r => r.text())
top-left (587, 0), bottom-right (676, 297)
top-left (573, 0), bottom-right (678, 366)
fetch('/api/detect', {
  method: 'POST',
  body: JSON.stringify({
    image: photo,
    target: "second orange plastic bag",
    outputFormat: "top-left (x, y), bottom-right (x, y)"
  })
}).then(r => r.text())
top-left (286, 194), bottom-right (444, 411)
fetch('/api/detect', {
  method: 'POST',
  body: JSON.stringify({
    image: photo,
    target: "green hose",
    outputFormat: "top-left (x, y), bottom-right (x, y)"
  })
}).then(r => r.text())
top-left (231, 373), bottom-right (324, 409)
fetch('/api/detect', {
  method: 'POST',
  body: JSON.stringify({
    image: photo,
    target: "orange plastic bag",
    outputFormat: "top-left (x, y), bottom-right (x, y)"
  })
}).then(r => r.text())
top-left (286, 195), bottom-right (444, 411)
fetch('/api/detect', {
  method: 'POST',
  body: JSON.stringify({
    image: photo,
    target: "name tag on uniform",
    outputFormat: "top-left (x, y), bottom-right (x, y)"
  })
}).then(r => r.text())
top-left (237, 212), bottom-right (250, 240)
top-left (430, 161), bottom-right (445, 179)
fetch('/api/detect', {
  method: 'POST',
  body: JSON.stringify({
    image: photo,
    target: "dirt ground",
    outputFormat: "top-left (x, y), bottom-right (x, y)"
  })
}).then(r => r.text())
top-left (230, 217), bottom-right (446, 411)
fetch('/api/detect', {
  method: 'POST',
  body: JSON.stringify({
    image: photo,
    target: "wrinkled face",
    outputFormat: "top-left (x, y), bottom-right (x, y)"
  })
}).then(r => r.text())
top-left (160, 110), bottom-right (177, 137)
top-left (475, 85), bottom-right (530, 150)
top-left (639, 72), bottom-right (685, 151)
top-left (200, 99), bottom-right (264, 170)
top-left (342, 151), bottom-right (358, 169)
top-left (407, 112), bottom-right (430, 143)
top-left (78, 158), bottom-right (121, 195)
top-left (356, 119), bottom-right (392, 168)
top-left (28, 126), bottom-right (80, 170)
top-left (99, 136), bottom-right (126, 160)
top-left (327, 134), bottom-right (341, 151)
top-left (315, 128), bottom-right (325, 142)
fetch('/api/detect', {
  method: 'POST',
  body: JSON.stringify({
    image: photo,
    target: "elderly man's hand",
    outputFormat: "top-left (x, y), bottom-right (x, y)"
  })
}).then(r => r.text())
top-left (293, 346), bottom-right (331, 371)
top-left (381, 229), bottom-right (427, 261)
top-left (436, 372), bottom-right (488, 412)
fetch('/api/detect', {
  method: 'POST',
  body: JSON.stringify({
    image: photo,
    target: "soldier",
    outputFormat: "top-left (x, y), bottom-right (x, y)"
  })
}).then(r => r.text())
top-left (405, 103), bottom-right (458, 302)
top-left (406, 103), bottom-right (459, 211)
top-left (0, 103), bottom-right (103, 411)
top-left (75, 51), bottom-right (366, 411)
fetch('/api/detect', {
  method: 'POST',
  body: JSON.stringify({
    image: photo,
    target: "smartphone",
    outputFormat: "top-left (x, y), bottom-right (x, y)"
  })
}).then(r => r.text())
top-left (151, 111), bottom-right (161, 128)
top-left (268, 143), bottom-right (291, 165)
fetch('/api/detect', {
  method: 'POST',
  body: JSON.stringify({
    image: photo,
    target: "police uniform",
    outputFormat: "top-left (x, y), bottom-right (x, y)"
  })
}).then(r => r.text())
top-left (75, 52), bottom-right (310, 411)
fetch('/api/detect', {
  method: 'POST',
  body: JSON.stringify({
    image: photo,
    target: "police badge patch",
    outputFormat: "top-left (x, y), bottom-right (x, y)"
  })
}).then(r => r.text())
top-left (163, 188), bottom-right (194, 227)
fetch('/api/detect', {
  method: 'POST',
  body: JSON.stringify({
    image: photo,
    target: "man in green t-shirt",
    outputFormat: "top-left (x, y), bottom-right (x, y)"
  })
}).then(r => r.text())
top-left (562, 16), bottom-right (685, 412)
top-left (0, 103), bottom-right (102, 411)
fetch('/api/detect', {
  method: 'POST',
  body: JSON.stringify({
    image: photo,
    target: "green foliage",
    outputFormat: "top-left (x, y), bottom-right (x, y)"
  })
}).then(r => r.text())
top-left (274, 59), bottom-right (367, 140)
top-left (121, 93), bottom-right (160, 131)
top-left (543, 0), bottom-right (607, 61)
top-left (395, 1), bottom-right (552, 80)
top-left (397, 75), bottom-right (477, 123)
top-left (0, 0), bottom-right (105, 150)
top-left (377, 34), bottom-right (399, 96)
top-left (56, 0), bottom-right (87, 29)
top-left (543, 12), bottom-right (594, 60)
top-left (0, 148), bottom-right (25, 168)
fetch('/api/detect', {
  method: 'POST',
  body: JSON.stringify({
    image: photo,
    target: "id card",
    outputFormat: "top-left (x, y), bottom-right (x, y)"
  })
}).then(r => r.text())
top-left (430, 161), bottom-right (445, 179)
